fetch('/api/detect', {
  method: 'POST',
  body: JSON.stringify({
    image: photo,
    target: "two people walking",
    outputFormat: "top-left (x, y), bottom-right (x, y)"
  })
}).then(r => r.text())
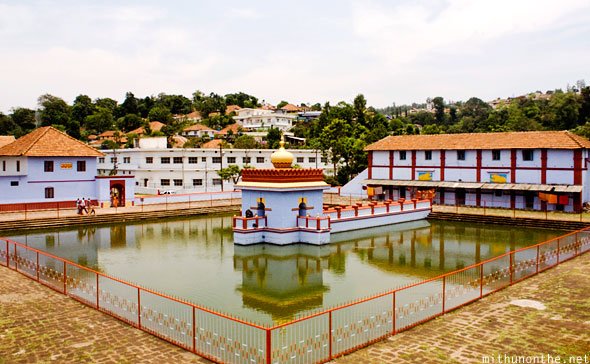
top-left (76, 198), bottom-right (95, 215)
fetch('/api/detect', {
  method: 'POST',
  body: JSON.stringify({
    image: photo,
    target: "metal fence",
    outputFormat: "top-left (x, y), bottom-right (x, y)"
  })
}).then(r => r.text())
top-left (2, 227), bottom-right (590, 364)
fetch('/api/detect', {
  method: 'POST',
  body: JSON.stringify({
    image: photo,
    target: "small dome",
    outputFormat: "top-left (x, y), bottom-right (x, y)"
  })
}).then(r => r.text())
top-left (271, 138), bottom-right (294, 168)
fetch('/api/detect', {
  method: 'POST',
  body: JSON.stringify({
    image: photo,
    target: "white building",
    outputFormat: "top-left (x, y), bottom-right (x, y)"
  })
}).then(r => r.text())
top-left (233, 108), bottom-right (296, 132)
top-left (181, 124), bottom-right (216, 138)
top-left (363, 131), bottom-right (590, 212)
top-left (97, 139), bottom-right (330, 193)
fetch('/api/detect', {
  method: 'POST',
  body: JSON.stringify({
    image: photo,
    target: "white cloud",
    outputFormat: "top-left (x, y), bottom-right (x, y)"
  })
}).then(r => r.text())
top-left (351, 0), bottom-right (590, 64)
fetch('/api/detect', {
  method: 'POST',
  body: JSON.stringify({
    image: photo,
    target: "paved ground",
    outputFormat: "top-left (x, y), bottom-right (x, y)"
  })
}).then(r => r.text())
top-left (332, 252), bottom-right (590, 364)
top-left (1, 253), bottom-right (588, 364)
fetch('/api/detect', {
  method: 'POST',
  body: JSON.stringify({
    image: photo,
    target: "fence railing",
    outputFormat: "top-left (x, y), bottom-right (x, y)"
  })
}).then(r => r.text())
top-left (2, 227), bottom-right (589, 363)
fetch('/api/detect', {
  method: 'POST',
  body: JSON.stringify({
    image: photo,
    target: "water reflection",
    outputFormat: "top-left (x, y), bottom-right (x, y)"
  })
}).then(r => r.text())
top-left (7, 216), bottom-right (564, 323)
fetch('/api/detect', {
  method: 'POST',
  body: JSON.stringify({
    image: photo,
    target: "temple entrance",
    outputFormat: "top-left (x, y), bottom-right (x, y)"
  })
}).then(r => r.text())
top-left (110, 180), bottom-right (125, 207)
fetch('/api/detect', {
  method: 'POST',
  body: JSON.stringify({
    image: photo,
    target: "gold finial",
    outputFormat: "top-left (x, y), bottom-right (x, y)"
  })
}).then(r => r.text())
top-left (270, 133), bottom-right (294, 168)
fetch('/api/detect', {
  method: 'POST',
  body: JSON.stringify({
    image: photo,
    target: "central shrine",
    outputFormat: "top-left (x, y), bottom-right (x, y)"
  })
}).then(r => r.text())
top-left (233, 138), bottom-right (432, 245)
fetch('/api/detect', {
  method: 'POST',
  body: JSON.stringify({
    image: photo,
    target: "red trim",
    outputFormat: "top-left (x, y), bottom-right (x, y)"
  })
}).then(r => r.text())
top-left (368, 151), bottom-right (373, 179)
top-left (371, 164), bottom-right (579, 171)
top-left (95, 175), bottom-right (135, 179)
top-left (476, 150), bottom-right (482, 182)
top-left (574, 150), bottom-right (582, 185)
top-left (411, 151), bottom-right (416, 180)
top-left (511, 149), bottom-right (517, 183)
top-left (242, 168), bottom-right (324, 183)
top-left (510, 191), bottom-right (516, 209)
top-left (541, 149), bottom-right (547, 184)
top-left (389, 151), bottom-right (394, 180)
top-left (28, 179), bottom-right (96, 184)
top-left (440, 150), bottom-right (445, 180)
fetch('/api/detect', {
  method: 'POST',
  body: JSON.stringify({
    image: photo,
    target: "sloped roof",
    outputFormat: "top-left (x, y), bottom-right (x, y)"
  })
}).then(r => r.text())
top-left (280, 103), bottom-right (301, 112)
top-left (217, 123), bottom-right (240, 135)
top-left (201, 139), bottom-right (223, 149)
top-left (129, 121), bottom-right (166, 135)
top-left (225, 105), bottom-right (242, 114)
top-left (183, 123), bottom-right (214, 132)
top-left (365, 131), bottom-right (590, 151)
top-left (0, 136), bottom-right (16, 148)
top-left (0, 127), bottom-right (104, 157)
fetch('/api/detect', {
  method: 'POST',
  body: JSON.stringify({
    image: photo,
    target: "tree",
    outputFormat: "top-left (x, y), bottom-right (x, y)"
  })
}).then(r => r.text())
top-left (116, 114), bottom-right (144, 132)
top-left (266, 128), bottom-right (282, 149)
top-left (353, 94), bottom-right (367, 126)
top-left (579, 87), bottom-right (590, 124)
top-left (193, 92), bottom-right (226, 117)
top-left (432, 96), bottom-right (445, 124)
top-left (38, 94), bottom-right (71, 127)
top-left (217, 164), bottom-right (243, 184)
top-left (233, 134), bottom-right (257, 149)
top-left (547, 91), bottom-right (580, 130)
top-left (276, 100), bottom-right (289, 109)
top-left (119, 92), bottom-right (139, 117)
top-left (148, 106), bottom-right (173, 123)
top-left (155, 93), bottom-right (192, 115)
top-left (0, 112), bottom-right (16, 135)
top-left (225, 92), bottom-right (259, 108)
top-left (94, 98), bottom-right (118, 114)
top-left (72, 95), bottom-right (95, 124)
top-left (84, 107), bottom-right (114, 133)
top-left (10, 107), bottom-right (36, 136)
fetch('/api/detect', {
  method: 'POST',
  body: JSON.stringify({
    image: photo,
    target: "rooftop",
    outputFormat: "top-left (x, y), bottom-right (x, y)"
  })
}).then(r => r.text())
top-left (365, 131), bottom-right (590, 151)
top-left (0, 127), bottom-right (104, 157)
top-left (0, 135), bottom-right (16, 148)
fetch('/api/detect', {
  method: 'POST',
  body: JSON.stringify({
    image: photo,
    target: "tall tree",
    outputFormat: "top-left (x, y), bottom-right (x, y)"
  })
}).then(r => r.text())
top-left (119, 92), bottom-right (139, 117)
top-left (353, 94), bottom-right (367, 126)
top-left (432, 96), bottom-right (445, 124)
top-left (84, 107), bottom-right (114, 133)
top-left (0, 112), bottom-right (16, 135)
top-left (38, 94), bottom-right (71, 127)
top-left (10, 107), bottom-right (37, 136)
top-left (72, 95), bottom-right (95, 124)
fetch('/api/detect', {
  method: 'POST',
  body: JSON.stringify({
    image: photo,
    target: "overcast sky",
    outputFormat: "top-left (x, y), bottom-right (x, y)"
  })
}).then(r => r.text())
top-left (1, 0), bottom-right (589, 112)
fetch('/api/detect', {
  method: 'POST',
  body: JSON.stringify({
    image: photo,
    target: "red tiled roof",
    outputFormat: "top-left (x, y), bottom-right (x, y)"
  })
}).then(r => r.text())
top-left (217, 123), bottom-right (240, 135)
top-left (365, 131), bottom-right (590, 151)
top-left (129, 121), bottom-right (166, 135)
top-left (280, 103), bottom-right (301, 112)
top-left (0, 127), bottom-right (104, 157)
top-left (225, 105), bottom-right (241, 115)
top-left (183, 123), bottom-right (214, 132)
top-left (0, 136), bottom-right (16, 148)
top-left (201, 139), bottom-right (223, 149)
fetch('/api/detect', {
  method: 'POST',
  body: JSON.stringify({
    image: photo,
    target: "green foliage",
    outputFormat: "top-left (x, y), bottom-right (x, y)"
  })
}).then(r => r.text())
top-left (10, 107), bottom-right (36, 136)
top-left (84, 107), bottom-right (114, 133)
top-left (116, 114), bottom-right (144, 132)
top-left (72, 95), bottom-right (95, 123)
top-left (148, 106), bottom-right (172, 123)
top-left (193, 91), bottom-right (226, 117)
top-left (217, 164), bottom-right (242, 183)
top-left (233, 134), bottom-right (257, 149)
top-left (100, 139), bottom-right (118, 150)
top-left (0, 112), bottom-right (16, 135)
top-left (276, 100), bottom-right (289, 109)
top-left (38, 94), bottom-right (71, 127)
top-left (224, 92), bottom-right (259, 108)
top-left (266, 128), bottom-right (282, 149)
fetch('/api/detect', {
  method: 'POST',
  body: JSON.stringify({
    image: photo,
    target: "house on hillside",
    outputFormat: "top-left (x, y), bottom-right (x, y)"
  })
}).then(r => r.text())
top-left (233, 108), bottom-right (295, 132)
top-left (0, 127), bottom-right (134, 209)
top-left (181, 124), bottom-right (216, 138)
top-left (363, 131), bottom-right (590, 213)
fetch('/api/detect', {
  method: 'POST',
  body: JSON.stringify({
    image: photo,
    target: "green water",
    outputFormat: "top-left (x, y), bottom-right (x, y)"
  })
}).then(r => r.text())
top-left (7, 215), bottom-right (565, 325)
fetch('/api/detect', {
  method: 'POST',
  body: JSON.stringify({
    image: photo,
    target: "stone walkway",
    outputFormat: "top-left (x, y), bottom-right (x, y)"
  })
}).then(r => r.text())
top-left (1, 248), bottom-right (589, 364)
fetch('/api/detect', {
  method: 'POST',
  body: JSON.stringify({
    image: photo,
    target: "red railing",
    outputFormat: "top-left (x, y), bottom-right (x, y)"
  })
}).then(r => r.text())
top-left (2, 227), bottom-right (589, 363)
top-left (232, 215), bottom-right (267, 230)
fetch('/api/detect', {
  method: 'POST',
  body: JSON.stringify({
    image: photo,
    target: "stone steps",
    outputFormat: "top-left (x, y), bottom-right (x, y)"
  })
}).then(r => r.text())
top-left (427, 211), bottom-right (589, 231)
top-left (0, 205), bottom-right (240, 234)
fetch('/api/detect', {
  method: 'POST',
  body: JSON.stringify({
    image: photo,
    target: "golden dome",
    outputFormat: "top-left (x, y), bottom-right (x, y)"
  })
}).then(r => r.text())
top-left (271, 137), bottom-right (294, 169)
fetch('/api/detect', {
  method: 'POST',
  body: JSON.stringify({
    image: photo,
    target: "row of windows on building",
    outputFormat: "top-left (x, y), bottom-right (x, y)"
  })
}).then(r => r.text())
top-left (2, 160), bottom-right (86, 173)
top-left (396, 150), bottom-right (534, 162)
top-left (100, 156), bottom-right (327, 165)
top-left (159, 178), bottom-right (222, 187)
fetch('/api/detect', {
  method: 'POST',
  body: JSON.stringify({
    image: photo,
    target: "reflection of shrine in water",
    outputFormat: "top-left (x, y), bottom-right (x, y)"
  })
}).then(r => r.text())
top-left (233, 220), bottom-right (537, 321)
top-left (234, 245), bottom-right (331, 323)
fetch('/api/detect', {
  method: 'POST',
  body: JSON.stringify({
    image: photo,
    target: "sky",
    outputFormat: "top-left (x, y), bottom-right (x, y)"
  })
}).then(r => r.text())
top-left (1, 0), bottom-right (590, 113)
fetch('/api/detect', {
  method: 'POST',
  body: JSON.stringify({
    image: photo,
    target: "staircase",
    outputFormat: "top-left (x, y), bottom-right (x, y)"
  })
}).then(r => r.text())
top-left (0, 205), bottom-right (240, 234)
top-left (427, 211), bottom-right (589, 231)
